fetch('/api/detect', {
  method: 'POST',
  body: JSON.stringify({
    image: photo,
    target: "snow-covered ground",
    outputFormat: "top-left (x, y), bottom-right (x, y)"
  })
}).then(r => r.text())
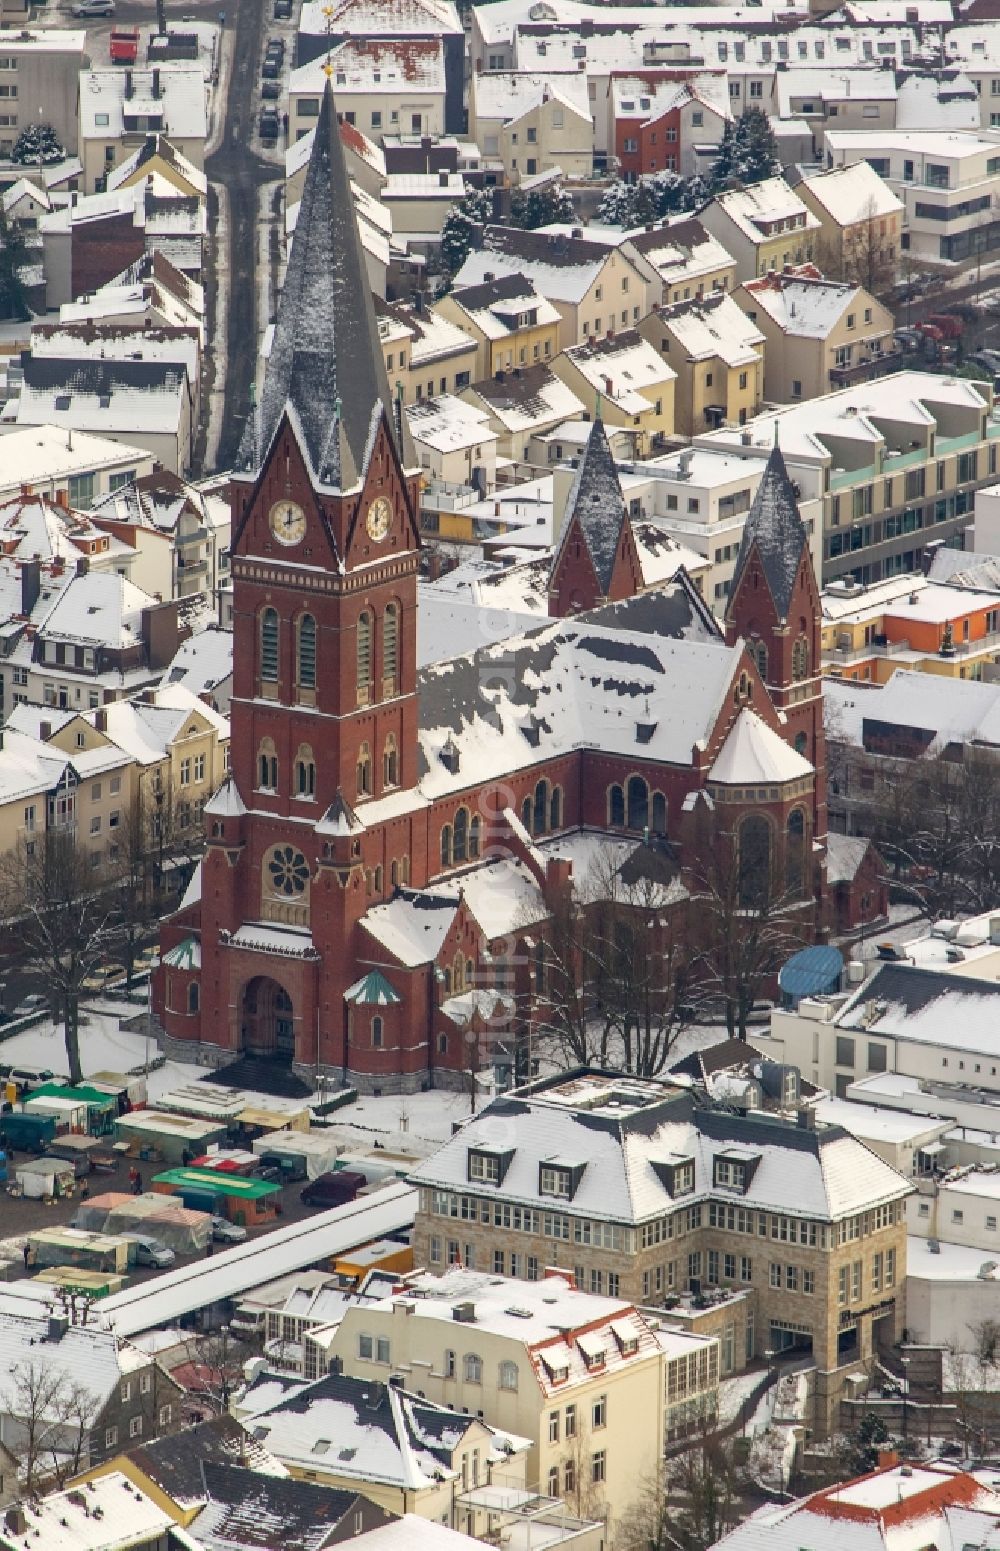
top-left (0, 1008), bottom-right (203, 1102)
top-left (719, 1370), bottom-right (767, 1426)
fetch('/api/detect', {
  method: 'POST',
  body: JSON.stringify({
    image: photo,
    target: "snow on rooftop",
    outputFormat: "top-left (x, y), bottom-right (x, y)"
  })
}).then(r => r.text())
top-left (709, 708), bottom-right (813, 786)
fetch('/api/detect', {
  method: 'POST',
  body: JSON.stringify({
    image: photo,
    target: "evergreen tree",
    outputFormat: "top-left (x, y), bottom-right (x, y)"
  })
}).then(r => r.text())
top-left (597, 178), bottom-right (639, 227)
top-left (0, 204), bottom-right (29, 322)
top-left (509, 182), bottom-right (576, 230)
top-left (707, 108), bottom-right (780, 192)
top-left (439, 187), bottom-right (493, 275)
top-left (11, 122), bottom-right (65, 167)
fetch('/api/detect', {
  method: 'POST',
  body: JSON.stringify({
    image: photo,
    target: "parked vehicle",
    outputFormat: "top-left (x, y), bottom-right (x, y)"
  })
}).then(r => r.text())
top-left (921, 313), bottom-right (963, 341)
top-left (118, 1233), bottom-right (175, 1269)
top-left (274, 0), bottom-right (292, 15)
top-left (262, 57), bottom-right (281, 79)
top-left (230, 1306), bottom-right (265, 1339)
top-left (261, 80), bottom-right (281, 100)
top-left (299, 1170), bottom-right (366, 1209)
top-left (259, 109), bottom-right (280, 139)
top-left (212, 1216), bottom-right (247, 1244)
top-left (72, 0), bottom-right (115, 14)
top-left (109, 25), bottom-right (139, 62)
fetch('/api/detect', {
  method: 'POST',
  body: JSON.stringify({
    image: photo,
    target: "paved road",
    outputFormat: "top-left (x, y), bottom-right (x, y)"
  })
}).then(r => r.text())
top-left (204, 0), bottom-right (285, 471)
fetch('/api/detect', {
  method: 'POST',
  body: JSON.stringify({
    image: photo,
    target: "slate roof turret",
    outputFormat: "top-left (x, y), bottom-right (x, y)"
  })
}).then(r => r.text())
top-left (235, 82), bottom-right (413, 490)
top-left (551, 416), bottom-right (628, 596)
top-left (728, 441), bottom-right (809, 621)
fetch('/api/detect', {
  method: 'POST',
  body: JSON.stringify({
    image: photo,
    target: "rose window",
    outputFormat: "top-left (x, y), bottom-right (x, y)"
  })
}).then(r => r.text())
top-left (268, 847), bottom-right (310, 897)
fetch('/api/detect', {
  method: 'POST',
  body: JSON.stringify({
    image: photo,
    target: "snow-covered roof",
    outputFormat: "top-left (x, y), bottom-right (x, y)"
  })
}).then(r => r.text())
top-left (708, 177), bottom-right (820, 245)
top-left (798, 161), bottom-right (903, 226)
top-left (406, 394), bottom-right (498, 454)
top-left (466, 363), bottom-right (584, 433)
top-left (560, 331), bottom-right (675, 413)
top-left (825, 126), bottom-right (1000, 161)
top-left (79, 65), bottom-right (208, 143)
top-left (0, 425), bottom-right (152, 496)
top-left (660, 292), bottom-right (764, 367)
top-left (455, 226), bottom-right (617, 306)
top-left (14, 356), bottom-right (189, 438)
top-left (204, 778), bottom-right (245, 819)
top-left (410, 1079), bottom-right (911, 1224)
top-left (741, 268), bottom-right (870, 340)
top-left (361, 889), bottom-right (459, 967)
top-left (162, 625), bottom-right (234, 702)
top-left (291, 37), bottom-right (446, 95)
top-left (105, 132), bottom-right (208, 196)
top-left (471, 69), bottom-right (590, 125)
top-left (348, 1518), bottom-right (501, 1551)
top-left (833, 961), bottom-right (1000, 1056)
top-left (825, 832), bottom-right (871, 886)
top-left (626, 217), bottom-right (735, 290)
top-left (3, 1473), bottom-right (175, 1551)
top-left (444, 273), bottom-right (561, 340)
top-left (824, 669), bottom-right (1000, 754)
top-left (299, 0), bottom-right (462, 39)
top-left (709, 708), bottom-right (813, 786)
top-left (244, 1373), bottom-right (528, 1490)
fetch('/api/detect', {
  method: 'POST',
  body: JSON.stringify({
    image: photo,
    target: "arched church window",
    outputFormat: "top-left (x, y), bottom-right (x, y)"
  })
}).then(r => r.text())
top-left (357, 611), bottom-right (372, 704)
top-left (608, 784), bottom-right (625, 826)
top-left (792, 638), bottom-right (809, 681)
top-left (440, 825), bottom-right (453, 868)
top-left (257, 737), bottom-right (278, 791)
top-left (294, 744), bottom-right (316, 798)
top-left (751, 639), bottom-right (767, 680)
top-left (454, 807), bottom-right (469, 863)
top-left (383, 734), bottom-right (398, 789)
top-left (627, 776), bottom-right (649, 831)
top-left (297, 613), bottom-right (317, 692)
top-left (260, 608), bottom-right (279, 683)
top-left (357, 742), bottom-right (372, 798)
top-left (383, 603), bottom-right (399, 694)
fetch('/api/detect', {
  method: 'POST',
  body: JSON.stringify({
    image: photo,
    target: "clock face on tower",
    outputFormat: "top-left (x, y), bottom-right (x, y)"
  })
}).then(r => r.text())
top-left (366, 496), bottom-right (391, 542)
top-left (269, 499), bottom-right (307, 546)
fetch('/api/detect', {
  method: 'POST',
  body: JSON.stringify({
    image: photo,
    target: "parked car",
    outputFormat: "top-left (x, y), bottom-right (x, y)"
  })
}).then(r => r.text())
top-left (299, 1170), bottom-right (366, 1209)
top-left (259, 108), bottom-right (280, 139)
top-left (262, 56), bottom-right (281, 78)
top-left (265, 35), bottom-right (285, 52)
top-left (11, 994), bottom-right (48, 1019)
top-left (274, 0), bottom-right (292, 14)
top-left (230, 1306), bottom-right (265, 1340)
top-left (261, 80), bottom-right (281, 100)
top-left (119, 1234), bottom-right (175, 1268)
top-left (72, 0), bottom-right (115, 13)
top-left (212, 1216), bottom-right (247, 1244)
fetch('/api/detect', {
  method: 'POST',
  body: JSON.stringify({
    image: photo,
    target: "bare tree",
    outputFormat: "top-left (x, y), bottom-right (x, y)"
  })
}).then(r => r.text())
top-left (0, 830), bottom-right (123, 1084)
top-left (617, 1435), bottom-right (743, 1551)
top-left (1, 1362), bottom-right (98, 1492)
top-left (816, 195), bottom-right (896, 297)
top-left (688, 812), bottom-right (812, 1039)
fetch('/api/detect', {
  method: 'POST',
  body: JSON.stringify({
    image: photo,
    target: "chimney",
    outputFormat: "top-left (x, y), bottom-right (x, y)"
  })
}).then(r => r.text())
top-left (76, 555), bottom-right (89, 577)
top-left (152, 67), bottom-right (161, 99)
top-left (4, 1510), bottom-right (26, 1538)
top-left (602, 374), bottom-right (613, 396)
top-left (877, 1447), bottom-right (899, 1470)
top-left (438, 169), bottom-right (448, 187)
top-left (796, 1107), bottom-right (815, 1130)
top-left (95, 707), bottom-right (108, 733)
top-left (140, 597), bottom-right (181, 670)
top-left (40, 720), bottom-right (52, 740)
top-left (21, 556), bottom-right (41, 617)
top-left (125, 68), bottom-right (133, 100)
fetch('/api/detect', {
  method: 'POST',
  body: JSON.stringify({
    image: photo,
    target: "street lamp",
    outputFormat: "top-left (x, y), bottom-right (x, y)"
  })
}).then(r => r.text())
top-left (900, 1355), bottom-right (911, 1444)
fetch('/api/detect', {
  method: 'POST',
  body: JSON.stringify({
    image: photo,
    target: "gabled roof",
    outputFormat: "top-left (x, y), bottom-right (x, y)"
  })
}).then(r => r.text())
top-left (119, 1413), bottom-right (286, 1513)
top-left (236, 84), bottom-right (412, 490)
top-left (728, 442), bottom-right (809, 621)
top-left (195, 1462), bottom-right (368, 1551)
top-left (552, 416), bottom-right (628, 595)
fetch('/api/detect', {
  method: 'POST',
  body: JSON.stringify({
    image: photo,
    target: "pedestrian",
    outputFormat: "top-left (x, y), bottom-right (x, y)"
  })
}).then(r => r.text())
top-left (205, 1240), bottom-right (213, 1257)
top-left (25, 1244), bottom-right (36, 1270)
top-left (21, 1242), bottom-right (29, 1270)
top-left (133, 1174), bottom-right (142, 1196)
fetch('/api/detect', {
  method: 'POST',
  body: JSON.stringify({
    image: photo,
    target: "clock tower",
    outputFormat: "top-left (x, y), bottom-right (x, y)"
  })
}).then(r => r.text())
top-left (158, 83), bottom-right (425, 1079)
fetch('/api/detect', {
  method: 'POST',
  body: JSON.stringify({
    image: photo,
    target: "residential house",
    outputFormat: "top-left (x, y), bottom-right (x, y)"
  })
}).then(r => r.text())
top-left (160, 625), bottom-right (233, 716)
top-left (1, 176), bottom-right (52, 233)
top-left (0, 26), bottom-right (87, 158)
top-left (820, 571), bottom-right (1000, 684)
top-left (735, 266), bottom-right (896, 402)
top-left (772, 68), bottom-right (899, 157)
top-left (0, 425), bottom-right (154, 507)
top-left (104, 132), bottom-right (208, 201)
top-left (191, 1465), bottom-right (392, 1550)
top-left (551, 331), bottom-right (676, 453)
top-left (377, 299), bottom-right (479, 404)
top-left (624, 217), bottom-right (737, 306)
top-left (382, 170), bottom-right (466, 244)
top-left (39, 179), bottom-right (206, 310)
top-left (454, 225), bottom-right (658, 347)
top-left (698, 372), bottom-right (1000, 584)
top-left (29, 322), bottom-right (202, 436)
top-left (78, 66), bottom-right (208, 193)
top-left (0, 566), bottom-right (186, 717)
top-left (699, 176), bottom-right (821, 282)
top-left (638, 291), bottom-right (764, 437)
top-left (797, 162), bottom-right (903, 290)
top-left (295, 0), bottom-right (465, 134)
top-left (60, 251), bottom-right (206, 345)
top-left (319, 1267), bottom-right (678, 1530)
top-left (9, 352), bottom-right (195, 475)
top-left (823, 129), bottom-right (1000, 266)
top-left (459, 364), bottom-right (585, 469)
top-left (89, 468), bottom-right (231, 603)
top-left (712, 1461), bottom-right (1000, 1551)
top-left (410, 1068), bottom-right (913, 1434)
top-left (237, 1372), bottom-right (533, 1536)
top-left (0, 1474), bottom-right (176, 1551)
top-left (289, 39), bottom-right (446, 145)
top-left (499, 81), bottom-right (594, 184)
top-left (0, 490), bottom-right (138, 580)
top-left (406, 396), bottom-right (498, 516)
top-left (611, 77), bottom-right (729, 180)
top-left (469, 70), bottom-right (591, 182)
top-left (0, 1298), bottom-right (182, 1479)
top-left (433, 274), bottom-right (562, 379)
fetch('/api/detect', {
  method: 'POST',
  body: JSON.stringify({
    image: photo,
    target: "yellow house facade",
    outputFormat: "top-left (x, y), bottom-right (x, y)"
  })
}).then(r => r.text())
top-left (638, 292), bottom-right (764, 437)
top-left (433, 276), bottom-right (562, 380)
top-left (551, 331), bottom-right (676, 454)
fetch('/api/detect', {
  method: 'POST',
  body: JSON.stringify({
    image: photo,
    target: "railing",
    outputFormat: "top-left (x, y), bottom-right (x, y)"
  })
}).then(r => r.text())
top-left (831, 464), bottom-right (876, 491)
top-left (829, 349), bottom-right (904, 388)
top-left (883, 446), bottom-right (926, 470)
top-left (936, 429), bottom-right (979, 454)
top-left (827, 637), bottom-right (912, 666)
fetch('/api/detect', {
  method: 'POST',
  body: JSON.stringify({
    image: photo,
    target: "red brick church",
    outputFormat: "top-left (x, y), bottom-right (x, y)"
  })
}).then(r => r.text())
top-left (154, 86), bottom-right (831, 1092)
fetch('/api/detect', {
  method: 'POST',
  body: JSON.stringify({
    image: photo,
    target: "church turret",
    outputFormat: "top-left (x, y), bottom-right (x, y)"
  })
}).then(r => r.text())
top-left (548, 416), bottom-right (642, 616)
top-left (724, 438), bottom-right (826, 842)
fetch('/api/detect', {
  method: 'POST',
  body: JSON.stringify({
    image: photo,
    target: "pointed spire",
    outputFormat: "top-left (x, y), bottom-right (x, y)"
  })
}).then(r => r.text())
top-left (551, 417), bottom-right (629, 595)
top-left (234, 83), bottom-right (413, 488)
top-left (729, 440), bottom-right (809, 620)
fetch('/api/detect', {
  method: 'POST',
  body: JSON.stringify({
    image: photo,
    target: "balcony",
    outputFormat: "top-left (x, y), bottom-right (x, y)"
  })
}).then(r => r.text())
top-left (828, 347), bottom-right (904, 389)
top-left (936, 429), bottom-right (979, 454)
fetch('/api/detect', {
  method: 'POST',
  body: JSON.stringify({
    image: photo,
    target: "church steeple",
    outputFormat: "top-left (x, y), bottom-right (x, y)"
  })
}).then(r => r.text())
top-left (727, 440), bottom-right (809, 622)
top-left (235, 82), bottom-right (413, 489)
top-left (548, 417), bottom-right (642, 616)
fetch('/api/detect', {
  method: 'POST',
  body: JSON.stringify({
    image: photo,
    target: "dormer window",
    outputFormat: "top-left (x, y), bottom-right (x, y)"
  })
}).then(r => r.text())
top-left (651, 1155), bottom-right (695, 1196)
top-left (713, 1148), bottom-right (761, 1194)
top-left (468, 1147), bottom-right (512, 1186)
top-left (674, 1161), bottom-right (694, 1194)
top-left (539, 1159), bottom-right (585, 1199)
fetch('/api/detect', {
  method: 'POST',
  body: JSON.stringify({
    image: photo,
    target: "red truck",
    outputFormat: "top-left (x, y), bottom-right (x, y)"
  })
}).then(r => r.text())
top-left (110, 26), bottom-right (139, 64)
